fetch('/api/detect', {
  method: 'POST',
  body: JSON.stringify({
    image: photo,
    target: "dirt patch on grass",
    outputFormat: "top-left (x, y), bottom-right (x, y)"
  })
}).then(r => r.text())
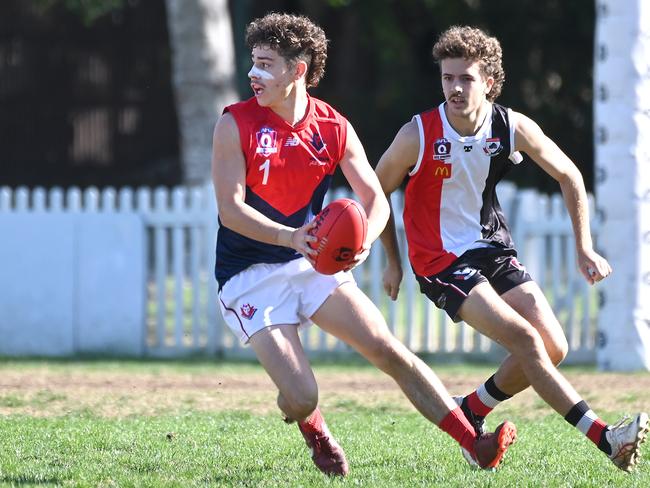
top-left (1, 366), bottom-right (649, 419)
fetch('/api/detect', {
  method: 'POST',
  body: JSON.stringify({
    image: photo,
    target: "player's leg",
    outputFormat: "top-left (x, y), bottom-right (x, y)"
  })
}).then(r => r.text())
top-left (249, 325), bottom-right (349, 476)
top-left (460, 282), bottom-right (591, 412)
top-left (314, 284), bottom-right (456, 422)
top-left (218, 260), bottom-right (348, 476)
top-left (458, 281), bottom-right (568, 426)
top-left (495, 281), bottom-right (569, 389)
top-left (459, 282), bottom-right (648, 470)
top-left (311, 282), bottom-right (516, 469)
top-left (249, 325), bottom-right (318, 421)
top-left (451, 250), bottom-right (567, 425)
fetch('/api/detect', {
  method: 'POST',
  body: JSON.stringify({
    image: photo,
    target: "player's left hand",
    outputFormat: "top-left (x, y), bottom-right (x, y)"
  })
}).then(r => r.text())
top-left (577, 248), bottom-right (612, 285)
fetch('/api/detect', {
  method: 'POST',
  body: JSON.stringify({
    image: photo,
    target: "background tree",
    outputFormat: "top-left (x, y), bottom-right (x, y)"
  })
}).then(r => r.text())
top-left (165, 0), bottom-right (238, 184)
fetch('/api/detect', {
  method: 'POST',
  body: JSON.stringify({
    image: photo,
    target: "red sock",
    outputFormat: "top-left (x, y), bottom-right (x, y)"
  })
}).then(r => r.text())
top-left (586, 418), bottom-right (608, 445)
top-left (298, 408), bottom-right (324, 434)
top-left (466, 391), bottom-right (494, 417)
top-left (439, 407), bottom-right (477, 455)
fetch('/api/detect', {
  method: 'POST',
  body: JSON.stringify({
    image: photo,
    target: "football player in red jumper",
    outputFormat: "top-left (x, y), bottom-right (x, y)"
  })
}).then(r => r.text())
top-left (212, 14), bottom-right (516, 476)
top-left (375, 25), bottom-right (648, 472)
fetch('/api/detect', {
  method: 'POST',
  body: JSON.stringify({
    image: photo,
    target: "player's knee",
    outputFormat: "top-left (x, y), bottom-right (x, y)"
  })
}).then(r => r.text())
top-left (291, 397), bottom-right (319, 419)
top-left (547, 335), bottom-right (569, 365)
top-left (279, 385), bottom-right (319, 420)
top-left (508, 325), bottom-right (546, 360)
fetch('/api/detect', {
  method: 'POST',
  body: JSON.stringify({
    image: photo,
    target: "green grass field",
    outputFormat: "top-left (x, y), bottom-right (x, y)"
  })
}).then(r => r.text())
top-left (0, 360), bottom-right (648, 487)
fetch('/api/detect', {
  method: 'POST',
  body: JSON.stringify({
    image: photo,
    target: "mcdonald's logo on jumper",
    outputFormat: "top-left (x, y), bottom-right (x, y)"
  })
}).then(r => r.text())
top-left (433, 138), bottom-right (451, 160)
top-left (433, 162), bottom-right (452, 179)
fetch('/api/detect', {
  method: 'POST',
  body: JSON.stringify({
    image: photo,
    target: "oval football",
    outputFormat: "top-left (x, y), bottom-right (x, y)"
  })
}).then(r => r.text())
top-left (309, 198), bottom-right (367, 275)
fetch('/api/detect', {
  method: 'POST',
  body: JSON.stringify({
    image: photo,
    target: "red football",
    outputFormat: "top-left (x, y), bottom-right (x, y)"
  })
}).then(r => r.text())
top-left (308, 198), bottom-right (367, 275)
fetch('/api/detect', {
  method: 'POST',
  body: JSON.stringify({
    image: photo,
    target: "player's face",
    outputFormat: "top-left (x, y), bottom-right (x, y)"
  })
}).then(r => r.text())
top-left (249, 46), bottom-right (295, 107)
top-left (440, 58), bottom-right (494, 118)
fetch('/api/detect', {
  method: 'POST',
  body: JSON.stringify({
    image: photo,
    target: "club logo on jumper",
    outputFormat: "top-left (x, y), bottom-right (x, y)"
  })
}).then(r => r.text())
top-left (255, 127), bottom-right (278, 155)
top-left (433, 138), bottom-right (451, 160)
top-left (240, 303), bottom-right (257, 320)
top-left (464, 145), bottom-right (472, 152)
top-left (483, 137), bottom-right (503, 156)
top-left (452, 267), bottom-right (477, 280)
top-left (309, 132), bottom-right (327, 153)
top-left (284, 136), bottom-right (300, 147)
top-left (333, 247), bottom-right (354, 263)
top-left (433, 162), bottom-right (452, 179)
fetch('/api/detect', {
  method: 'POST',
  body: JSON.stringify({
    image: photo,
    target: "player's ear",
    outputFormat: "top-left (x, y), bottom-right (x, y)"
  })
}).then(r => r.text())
top-left (485, 76), bottom-right (495, 96)
top-left (293, 60), bottom-right (308, 82)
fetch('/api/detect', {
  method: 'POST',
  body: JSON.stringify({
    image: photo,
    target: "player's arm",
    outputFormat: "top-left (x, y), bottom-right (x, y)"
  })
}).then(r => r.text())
top-left (513, 111), bottom-right (611, 284)
top-left (338, 121), bottom-right (390, 246)
top-left (211, 112), bottom-right (316, 257)
top-left (374, 120), bottom-right (420, 299)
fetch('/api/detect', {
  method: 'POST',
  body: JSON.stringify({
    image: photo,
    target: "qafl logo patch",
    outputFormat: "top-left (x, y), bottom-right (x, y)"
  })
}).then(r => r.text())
top-left (240, 303), bottom-right (257, 320)
top-left (433, 138), bottom-right (451, 160)
top-left (255, 127), bottom-right (278, 155)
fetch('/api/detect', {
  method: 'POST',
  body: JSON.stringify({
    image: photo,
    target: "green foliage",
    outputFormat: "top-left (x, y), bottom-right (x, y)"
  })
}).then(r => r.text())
top-left (327, 0), bottom-right (352, 6)
top-left (31, 0), bottom-right (126, 25)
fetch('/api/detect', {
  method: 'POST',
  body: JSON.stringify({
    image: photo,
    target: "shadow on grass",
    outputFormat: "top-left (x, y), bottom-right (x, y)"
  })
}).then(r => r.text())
top-left (0, 475), bottom-right (63, 486)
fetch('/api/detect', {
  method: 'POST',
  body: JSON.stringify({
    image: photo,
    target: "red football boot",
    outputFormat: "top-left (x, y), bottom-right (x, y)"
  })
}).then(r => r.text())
top-left (297, 409), bottom-right (349, 476)
top-left (472, 420), bottom-right (517, 469)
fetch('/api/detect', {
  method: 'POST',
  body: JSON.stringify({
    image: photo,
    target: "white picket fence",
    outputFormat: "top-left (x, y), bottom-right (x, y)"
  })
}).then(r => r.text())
top-left (0, 183), bottom-right (599, 362)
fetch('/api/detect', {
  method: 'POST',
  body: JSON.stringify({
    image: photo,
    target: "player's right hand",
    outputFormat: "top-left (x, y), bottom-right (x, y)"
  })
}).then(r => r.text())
top-left (382, 262), bottom-right (403, 301)
top-left (577, 248), bottom-right (612, 285)
top-left (288, 220), bottom-right (319, 261)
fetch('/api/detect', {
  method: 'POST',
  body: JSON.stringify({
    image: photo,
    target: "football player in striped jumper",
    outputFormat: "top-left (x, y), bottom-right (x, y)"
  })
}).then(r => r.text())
top-left (375, 25), bottom-right (648, 471)
top-left (213, 14), bottom-right (516, 477)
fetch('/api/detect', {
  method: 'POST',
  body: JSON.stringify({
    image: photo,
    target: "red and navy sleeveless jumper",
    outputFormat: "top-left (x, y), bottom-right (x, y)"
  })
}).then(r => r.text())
top-left (215, 96), bottom-right (348, 288)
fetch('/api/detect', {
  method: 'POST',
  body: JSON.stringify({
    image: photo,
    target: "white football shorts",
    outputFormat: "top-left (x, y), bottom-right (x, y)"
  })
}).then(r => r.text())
top-left (218, 257), bottom-right (355, 344)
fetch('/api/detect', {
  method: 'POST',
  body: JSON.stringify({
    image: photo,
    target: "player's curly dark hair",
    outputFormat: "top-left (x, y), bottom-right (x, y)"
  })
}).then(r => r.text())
top-left (245, 13), bottom-right (328, 89)
top-left (432, 26), bottom-right (505, 102)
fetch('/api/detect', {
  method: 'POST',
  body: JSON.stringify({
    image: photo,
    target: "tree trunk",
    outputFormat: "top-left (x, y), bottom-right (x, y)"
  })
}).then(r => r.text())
top-left (165, 0), bottom-right (238, 185)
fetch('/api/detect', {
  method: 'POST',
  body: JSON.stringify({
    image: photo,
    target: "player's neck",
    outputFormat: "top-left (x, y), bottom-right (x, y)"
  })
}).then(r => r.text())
top-left (270, 88), bottom-right (309, 127)
top-left (445, 100), bottom-right (490, 136)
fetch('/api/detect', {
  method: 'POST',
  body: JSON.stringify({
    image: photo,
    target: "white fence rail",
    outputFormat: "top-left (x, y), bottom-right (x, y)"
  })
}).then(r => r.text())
top-left (0, 183), bottom-right (599, 362)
